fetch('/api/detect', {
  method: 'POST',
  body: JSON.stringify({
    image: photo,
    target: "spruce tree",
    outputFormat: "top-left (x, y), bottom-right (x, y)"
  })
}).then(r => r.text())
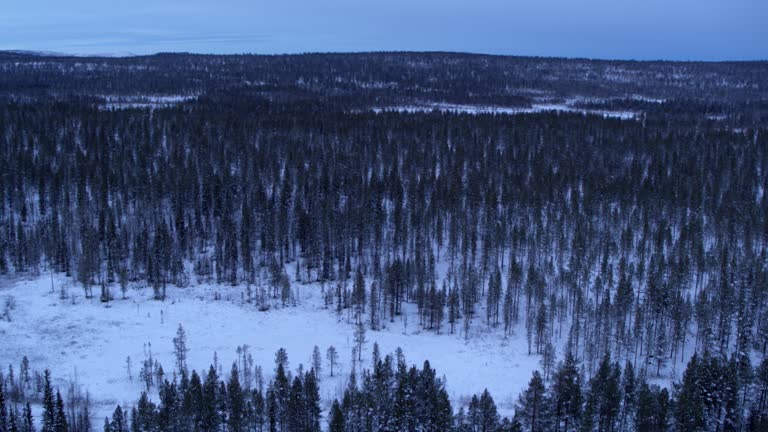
top-left (9, 406), bottom-right (19, 432)
top-left (588, 354), bottom-right (621, 432)
top-left (326, 346), bottom-right (338, 377)
top-left (109, 407), bottom-right (126, 432)
top-left (552, 351), bottom-right (581, 432)
top-left (228, 363), bottom-right (245, 432)
top-left (42, 370), bottom-right (55, 432)
top-left (328, 400), bottom-right (344, 432)
top-left (674, 354), bottom-right (705, 431)
top-left (0, 381), bottom-right (7, 432)
top-left (201, 367), bottom-right (220, 432)
top-left (54, 391), bottom-right (68, 432)
top-left (172, 324), bottom-right (189, 377)
top-left (515, 371), bottom-right (548, 432)
top-left (478, 389), bottom-right (500, 432)
top-left (22, 403), bottom-right (34, 432)
top-left (620, 361), bottom-right (636, 431)
top-left (304, 371), bottom-right (321, 432)
top-left (311, 346), bottom-right (322, 380)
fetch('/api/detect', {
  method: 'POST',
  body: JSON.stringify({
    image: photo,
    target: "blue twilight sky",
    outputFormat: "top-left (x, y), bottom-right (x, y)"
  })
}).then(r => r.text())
top-left (1, 0), bottom-right (766, 60)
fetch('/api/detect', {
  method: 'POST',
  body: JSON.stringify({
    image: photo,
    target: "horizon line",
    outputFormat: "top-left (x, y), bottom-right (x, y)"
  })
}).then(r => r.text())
top-left (3, 49), bottom-right (767, 64)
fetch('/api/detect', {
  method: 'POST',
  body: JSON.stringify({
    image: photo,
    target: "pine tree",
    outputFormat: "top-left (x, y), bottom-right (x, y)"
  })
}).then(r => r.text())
top-left (535, 301), bottom-right (547, 354)
top-left (515, 371), bottom-right (548, 432)
top-left (22, 403), bottom-right (34, 432)
top-left (303, 372), bottom-right (321, 432)
top-left (552, 351), bottom-right (581, 432)
top-left (636, 382), bottom-right (669, 432)
top-left (587, 354), bottom-right (621, 432)
top-left (273, 363), bottom-right (290, 431)
top-left (42, 370), bottom-right (55, 432)
top-left (620, 361), bottom-right (636, 431)
top-left (109, 406), bottom-right (126, 432)
top-left (352, 269), bottom-right (366, 323)
top-left (274, 348), bottom-right (289, 373)
top-left (448, 287), bottom-right (459, 334)
top-left (311, 346), bottom-right (322, 380)
top-left (228, 363), bottom-right (245, 432)
top-left (328, 400), bottom-right (344, 432)
top-left (252, 389), bottom-right (266, 432)
top-left (674, 354), bottom-right (705, 431)
top-left (369, 281), bottom-right (379, 330)
top-left (503, 283), bottom-right (515, 337)
top-left (487, 267), bottom-right (502, 326)
top-left (398, 364), bottom-right (420, 431)
top-left (266, 386), bottom-right (277, 432)
top-left (134, 392), bottom-right (156, 432)
top-left (354, 321), bottom-right (366, 361)
top-left (478, 389), bottom-right (500, 432)
top-left (0, 380), bottom-right (7, 432)
top-left (326, 346), bottom-right (338, 377)
top-left (173, 324), bottom-right (189, 377)
top-left (635, 382), bottom-right (656, 432)
top-left (9, 406), bottom-right (19, 432)
top-left (201, 367), bottom-right (220, 432)
top-left (541, 342), bottom-right (556, 381)
top-left (54, 391), bottom-right (68, 432)
top-left (287, 376), bottom-right (305, 432)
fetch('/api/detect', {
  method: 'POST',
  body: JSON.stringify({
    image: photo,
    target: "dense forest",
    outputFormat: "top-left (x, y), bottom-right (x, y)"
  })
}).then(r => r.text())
top-left (1, 51), bottom-right (768, 431)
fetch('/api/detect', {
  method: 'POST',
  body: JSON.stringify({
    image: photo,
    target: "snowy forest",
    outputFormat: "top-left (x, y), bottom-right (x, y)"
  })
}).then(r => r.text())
top-left (1, 51), bottom-right (768, 431)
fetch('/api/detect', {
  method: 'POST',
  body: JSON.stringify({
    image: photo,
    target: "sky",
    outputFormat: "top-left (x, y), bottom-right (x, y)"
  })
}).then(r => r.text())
top-left (1, 0), bottom-right (766, 61)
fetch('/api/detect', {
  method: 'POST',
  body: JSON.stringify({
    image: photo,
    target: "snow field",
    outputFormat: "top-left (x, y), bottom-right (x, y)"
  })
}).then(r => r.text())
top-left (0, 273), bottom-right (539, 422)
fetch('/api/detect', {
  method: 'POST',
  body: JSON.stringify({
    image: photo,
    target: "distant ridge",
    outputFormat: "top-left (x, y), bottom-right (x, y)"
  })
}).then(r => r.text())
top-left (0, 49), bottom-right (766, 64)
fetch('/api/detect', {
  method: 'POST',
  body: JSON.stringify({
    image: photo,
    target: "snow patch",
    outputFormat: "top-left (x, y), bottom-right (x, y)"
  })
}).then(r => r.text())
top-left (99, 94), bottom-right (198, 110)
top-left (0, 274), bottom-right (539, 423)
top-left (371, 101), bottom-right (637, 119)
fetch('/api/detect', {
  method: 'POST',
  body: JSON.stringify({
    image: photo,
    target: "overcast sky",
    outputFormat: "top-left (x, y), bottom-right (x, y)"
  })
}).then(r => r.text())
top-left (1, 0), bottom-right (766, 60)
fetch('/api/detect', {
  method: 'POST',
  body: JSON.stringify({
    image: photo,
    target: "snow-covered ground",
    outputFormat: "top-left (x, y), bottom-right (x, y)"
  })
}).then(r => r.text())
top-left (370, 101), bottom-right (637, 119)
top-left (100, 94), bottom-right (198, 110)
top-left (0, 273), bottom-right (539, 422)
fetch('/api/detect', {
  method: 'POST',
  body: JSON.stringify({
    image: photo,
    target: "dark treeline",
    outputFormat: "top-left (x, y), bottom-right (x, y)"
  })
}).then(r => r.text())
top-left (509, 350), bottom-right (768, 432)
top-left (2, 52), bottom-right (767, 109)
top-left (0, 367), bottom-right (91, 432)
top-left (5, 346), bottom-right (767, 432)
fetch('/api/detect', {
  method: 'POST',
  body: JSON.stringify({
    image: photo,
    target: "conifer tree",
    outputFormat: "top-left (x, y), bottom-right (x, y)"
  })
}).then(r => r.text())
top-left (201, 367), bottom-right (220, 432)
top-left (328, 400), bottom-right (344, 432)
top-left (478, 389), bottom-right (500, 432)
top-left (552, 351), bottom-right (581, 432)
top-left (326, 346), bottom-right (338, 377)
top-left (228, 363), bottom-right (245, 432)
top-left (54, 391), bottom-right (68, 432)
top-left (620, 361), bottom-right (636, 431)
top-left (108, 406), bottom-right (126, 432)
top-left (22, 403), bottom-right (34, 432)
top-left (515, 371), bottom-right (548, 432)
top-left (311, 346), bottom-right (322, 380)
top-left (172, 324), bottom-right (189, 377)
top-left (0, 381), bottom-right (7, 432)
top-left (42, 370), bottom-right (55, 432)
top-left (9, 406), bottom-right (19, 432)
top-left (354, 321), bottom-right (366, 361)
top-left (586, 354), bottom-right (621, 432)
top-left (674, 354), bottom-right (705, 431)
top-left (303, 372), bottom-right (321, 432)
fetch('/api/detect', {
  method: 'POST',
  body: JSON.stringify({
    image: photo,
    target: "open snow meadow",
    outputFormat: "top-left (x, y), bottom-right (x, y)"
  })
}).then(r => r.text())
top-left (0, 271), bottom-right (538, 421)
